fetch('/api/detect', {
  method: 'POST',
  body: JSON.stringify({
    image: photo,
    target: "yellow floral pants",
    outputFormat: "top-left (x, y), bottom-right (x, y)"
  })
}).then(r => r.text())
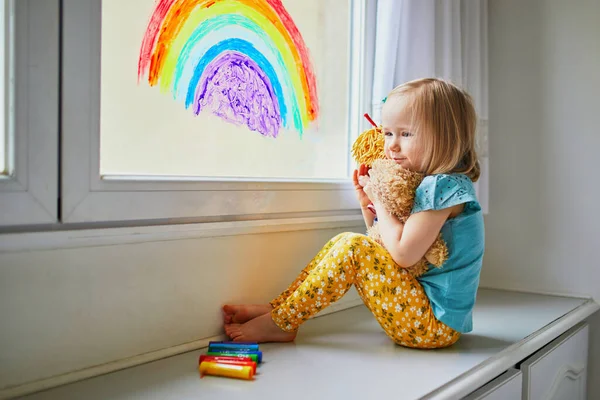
top-left (270, 232), bottom-right (460, 349)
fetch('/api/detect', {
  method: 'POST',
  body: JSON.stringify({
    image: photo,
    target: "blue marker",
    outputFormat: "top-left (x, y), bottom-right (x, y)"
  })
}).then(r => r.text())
top-left (208, 341), bottom-right (259, 352)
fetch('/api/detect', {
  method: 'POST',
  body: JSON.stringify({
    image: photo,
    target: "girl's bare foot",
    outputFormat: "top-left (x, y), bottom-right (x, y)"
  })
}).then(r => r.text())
top-left (222, 304), bottom-right (273, 324)
top-left (224, 313), bottom-right (296, 343)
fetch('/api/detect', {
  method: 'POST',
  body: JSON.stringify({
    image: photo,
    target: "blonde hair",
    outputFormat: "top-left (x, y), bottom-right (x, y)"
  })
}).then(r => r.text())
top-left (386, 78), bottom-right (480, 181)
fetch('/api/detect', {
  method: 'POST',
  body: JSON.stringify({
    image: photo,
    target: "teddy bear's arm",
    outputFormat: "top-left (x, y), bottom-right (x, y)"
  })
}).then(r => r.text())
top-left (424, 235), bottom-right (449, 267)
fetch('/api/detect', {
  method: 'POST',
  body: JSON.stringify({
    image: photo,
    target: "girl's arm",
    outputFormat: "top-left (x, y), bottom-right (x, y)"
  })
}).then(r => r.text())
top-left (373, 202), bottom-right (452, 268)
top-left (361, 206), bottom-right (376, 228)
top-left (354, 166), bottom-right (376, 229)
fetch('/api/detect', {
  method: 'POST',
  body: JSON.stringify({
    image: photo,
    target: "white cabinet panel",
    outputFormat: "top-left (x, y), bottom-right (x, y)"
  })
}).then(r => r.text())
top-left (464, 368), bottom-right (522, 400)
top-left (521, 323), bottom-right (588, 400)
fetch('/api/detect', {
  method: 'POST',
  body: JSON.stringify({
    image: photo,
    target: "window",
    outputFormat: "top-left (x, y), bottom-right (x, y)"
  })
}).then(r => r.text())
top-left (0, 2), bottom-right (8, 175)
top-left (0, 0), bottom-right (58, 227)
top-left (0, 0), bottom-right (14, 177)
top-left (100, 0), bottom-right (351, 181)
top-left (61, 0), bottom-right (369, 224)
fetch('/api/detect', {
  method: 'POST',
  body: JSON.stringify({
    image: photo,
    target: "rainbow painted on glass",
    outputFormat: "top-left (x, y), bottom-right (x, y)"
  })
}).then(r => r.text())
top-left (137, 0), bottom-right (319, 138)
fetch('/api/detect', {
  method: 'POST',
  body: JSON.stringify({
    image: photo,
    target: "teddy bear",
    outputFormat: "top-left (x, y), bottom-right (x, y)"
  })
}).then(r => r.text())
top-left (351, 125), bottom-right (449, 277)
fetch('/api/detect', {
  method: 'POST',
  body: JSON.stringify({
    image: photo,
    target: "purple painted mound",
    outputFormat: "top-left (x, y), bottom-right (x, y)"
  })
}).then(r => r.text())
top-left (194, 52), bottom-right (281, 138)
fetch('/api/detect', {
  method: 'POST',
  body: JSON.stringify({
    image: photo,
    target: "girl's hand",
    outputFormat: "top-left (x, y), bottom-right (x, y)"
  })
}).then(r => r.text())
top-left (361, 175), bottom-right (376, 203)
top-left (352, 164), bottom-right (372, 208)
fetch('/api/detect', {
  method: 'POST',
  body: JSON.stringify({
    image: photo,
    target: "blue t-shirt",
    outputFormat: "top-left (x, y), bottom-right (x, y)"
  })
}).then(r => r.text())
top-left (411, 174), bottom-right (484, 333)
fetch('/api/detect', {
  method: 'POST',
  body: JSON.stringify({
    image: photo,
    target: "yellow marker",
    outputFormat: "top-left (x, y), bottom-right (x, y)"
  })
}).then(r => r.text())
top-left (199, 361), bottom-right (254, 380)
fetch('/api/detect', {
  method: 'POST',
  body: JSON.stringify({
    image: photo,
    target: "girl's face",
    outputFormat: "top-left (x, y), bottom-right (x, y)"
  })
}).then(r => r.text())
top-left (381, 95), bottom-right (424, 172)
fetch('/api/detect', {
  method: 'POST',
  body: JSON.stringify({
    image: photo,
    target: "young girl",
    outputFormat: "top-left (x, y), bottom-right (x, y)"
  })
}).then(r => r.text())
top-left (223, 78), bottom-right (484, 349)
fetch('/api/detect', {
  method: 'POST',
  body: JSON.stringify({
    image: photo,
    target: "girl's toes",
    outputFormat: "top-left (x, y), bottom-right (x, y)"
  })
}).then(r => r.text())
top-left (224, 323), bottom-right (241, 338)
top-left (230, 329), bottom-right (243, 339)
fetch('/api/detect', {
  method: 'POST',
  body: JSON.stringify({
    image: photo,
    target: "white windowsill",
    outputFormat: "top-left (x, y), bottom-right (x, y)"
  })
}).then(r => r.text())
top-left (0, 214), bottom-right (365, 253)
top-left (14, 288), bottom-right (599, 400)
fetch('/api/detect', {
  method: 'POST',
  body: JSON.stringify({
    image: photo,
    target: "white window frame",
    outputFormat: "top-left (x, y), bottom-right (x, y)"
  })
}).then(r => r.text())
top-left (0, 0), bottom-right (59, 227)
top-left (61, 0), bottom-right (372, 224)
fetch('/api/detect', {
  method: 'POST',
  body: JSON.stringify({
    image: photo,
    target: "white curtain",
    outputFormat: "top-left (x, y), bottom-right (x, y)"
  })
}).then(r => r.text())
top-left (369, 0), bottom-right (489, 213)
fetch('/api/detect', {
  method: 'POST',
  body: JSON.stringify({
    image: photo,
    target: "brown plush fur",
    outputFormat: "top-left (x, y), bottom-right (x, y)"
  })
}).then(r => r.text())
top-left (353, 129), bottom-right (449, 277)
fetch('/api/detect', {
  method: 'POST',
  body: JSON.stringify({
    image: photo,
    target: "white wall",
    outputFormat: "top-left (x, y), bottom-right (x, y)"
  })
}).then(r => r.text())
top-left (0, 221), bottom-right (363, 392)
top-left (485, 0), bottom-right (600, 397)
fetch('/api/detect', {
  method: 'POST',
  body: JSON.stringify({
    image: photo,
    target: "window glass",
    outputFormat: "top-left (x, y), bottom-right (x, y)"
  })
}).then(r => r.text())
top-left (100, 0), bottom-right (351, 180)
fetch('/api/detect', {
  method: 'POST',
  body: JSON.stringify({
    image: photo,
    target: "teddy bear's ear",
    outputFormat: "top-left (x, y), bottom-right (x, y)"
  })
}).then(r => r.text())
top-left (351, 126), bottom-right (385, 167)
